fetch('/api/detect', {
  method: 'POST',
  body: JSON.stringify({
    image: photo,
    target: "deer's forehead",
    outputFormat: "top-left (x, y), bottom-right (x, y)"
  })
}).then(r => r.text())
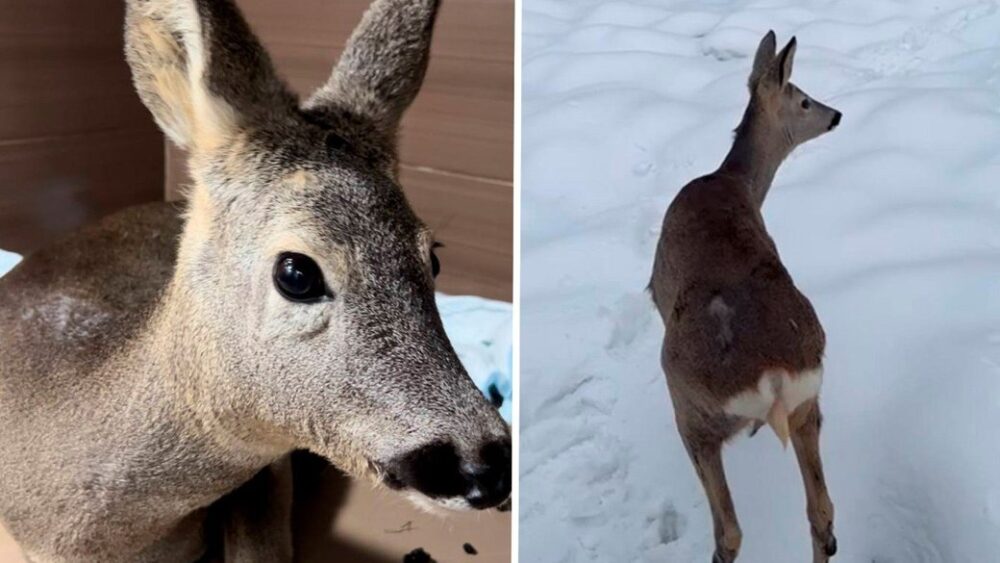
top-left (261, 218), bottom-right (432, 283)
top-left (283, 169), bottom-right (320, 192)
top-left (269, 169), bottom-right (430, 248)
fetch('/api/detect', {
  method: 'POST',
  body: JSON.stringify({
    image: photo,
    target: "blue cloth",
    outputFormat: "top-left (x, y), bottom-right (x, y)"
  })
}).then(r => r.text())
top-left (436, 294), bottom-right (513, 423)
top-left (0, 249), bottom-right (19, 279)
top-left (0, 252), bottom-right (512, 422)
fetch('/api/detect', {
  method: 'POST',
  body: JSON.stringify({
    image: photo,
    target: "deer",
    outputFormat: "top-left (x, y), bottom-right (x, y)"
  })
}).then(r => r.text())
top-left (0, 0), bottom-right (511, 561)
top-left (649, 31), bottom-right (842, 563)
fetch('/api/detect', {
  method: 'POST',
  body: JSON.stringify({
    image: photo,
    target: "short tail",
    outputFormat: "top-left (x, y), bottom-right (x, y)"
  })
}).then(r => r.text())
top-left (767, 400), bottom-right (790, 449)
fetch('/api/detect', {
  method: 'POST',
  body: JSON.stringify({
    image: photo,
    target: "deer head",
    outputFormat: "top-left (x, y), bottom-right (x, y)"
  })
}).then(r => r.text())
top-left (124, 0), bottom-right (510, 511)
top-left (748, 31), bottom-right (842, 147)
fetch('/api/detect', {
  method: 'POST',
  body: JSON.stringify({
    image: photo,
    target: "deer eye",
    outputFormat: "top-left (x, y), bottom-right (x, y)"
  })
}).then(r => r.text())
top-left (801, 98), bottom-right (812, 110)
top-left (273, 252), bottom-right (328, 302)
top-left (325, 131), bottom-right (348, 152)
top-left (431, 243), bottom-right (443, 278)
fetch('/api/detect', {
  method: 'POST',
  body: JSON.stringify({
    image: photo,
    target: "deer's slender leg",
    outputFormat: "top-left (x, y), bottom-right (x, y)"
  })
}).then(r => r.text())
top-left (215, 456), bottom-right (294, 563)
top-left (681, 431), bottom-right (742, 563)
top-left (790, 399), bottom-right (836, 562)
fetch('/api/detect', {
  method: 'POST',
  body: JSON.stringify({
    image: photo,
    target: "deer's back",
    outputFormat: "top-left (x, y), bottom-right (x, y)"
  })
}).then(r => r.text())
top-left (0, 202), bottom-right (190, 556)
top-left (0, 202), bottom-right (182, 405)
top-left (651, 175), bottom-right (825, 404)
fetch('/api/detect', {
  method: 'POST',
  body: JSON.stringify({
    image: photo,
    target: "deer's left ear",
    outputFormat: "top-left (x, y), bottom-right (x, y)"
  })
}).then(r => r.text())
top-left (775, 37), bottom-right (797, 86)
top-left (749, 30), bottom-right (777, 87)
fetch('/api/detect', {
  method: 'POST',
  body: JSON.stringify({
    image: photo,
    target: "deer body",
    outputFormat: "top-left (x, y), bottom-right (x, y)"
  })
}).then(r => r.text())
top-left (0, 204), bottom-right (233, 562)
top-left (653, 174), bottom-right (827, 424)
top-left (650, 32), bottom-right (841, 563)
top-left (0, 1), bottom-right (510, 561)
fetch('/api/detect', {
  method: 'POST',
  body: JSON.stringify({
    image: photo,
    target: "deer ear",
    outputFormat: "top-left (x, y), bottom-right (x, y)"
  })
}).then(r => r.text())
top-left (775, 36), bottom-right (797, 86)
top-left (303, 0), bottom-right (440, 147)
top-left (749, 30), bottom-right (777, 87)
top-left (124, 0), bottom-right (296, 152)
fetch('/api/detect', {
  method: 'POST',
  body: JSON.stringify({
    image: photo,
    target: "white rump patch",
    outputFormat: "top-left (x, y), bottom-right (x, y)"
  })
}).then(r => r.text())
top-left (723, 367), bottom-right (823, 421)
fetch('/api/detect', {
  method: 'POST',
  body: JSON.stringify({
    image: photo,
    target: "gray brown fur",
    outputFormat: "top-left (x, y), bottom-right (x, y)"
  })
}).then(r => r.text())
top-left (650, 32), bottom-right (841, 563)
top-left (0, 1), bottom-right (509, 561)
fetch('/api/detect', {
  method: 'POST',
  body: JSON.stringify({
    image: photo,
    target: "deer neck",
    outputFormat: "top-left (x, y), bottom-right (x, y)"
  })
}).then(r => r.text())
top-left (144, 268), bottom-right (291, 456)
top-left (105, 264), bottom-right (287, 510)
top-left (719, 103), bottom-right (792, 208)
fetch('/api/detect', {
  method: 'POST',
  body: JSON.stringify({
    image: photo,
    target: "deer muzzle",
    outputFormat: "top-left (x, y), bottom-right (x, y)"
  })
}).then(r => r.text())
top-left (381, 438), bottom-right (512, 510)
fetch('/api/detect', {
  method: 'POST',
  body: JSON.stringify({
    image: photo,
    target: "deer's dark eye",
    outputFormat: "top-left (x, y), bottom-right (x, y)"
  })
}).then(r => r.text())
top-left (801, 98), bottom-right (812, 110)
top-left (430, 242), bottom-right (444, 278)
top-left (325, 131), bottom-right (348, 152)
top-left (431, 248), bottom-right (441, 278)
top-left (273, 252), bottom-right (328, 302)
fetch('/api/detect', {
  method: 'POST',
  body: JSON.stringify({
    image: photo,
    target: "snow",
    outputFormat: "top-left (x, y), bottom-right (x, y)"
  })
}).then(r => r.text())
top-left (521, 1), bottom-right (1000, 562)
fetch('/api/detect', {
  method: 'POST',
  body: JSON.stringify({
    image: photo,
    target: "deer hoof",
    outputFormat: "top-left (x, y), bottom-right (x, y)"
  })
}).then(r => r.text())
top-left (712, 548), bottom-right (737, 563)
top-left (823, 535), bottom-right (837, 557)
top-left (812, 523), bottom-right (837, 560)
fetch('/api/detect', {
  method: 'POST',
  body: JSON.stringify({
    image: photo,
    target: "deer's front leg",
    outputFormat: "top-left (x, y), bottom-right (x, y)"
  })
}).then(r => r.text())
top-left (681, 432), bottom-right (742, 563)
top-left (216, 456), bottom-right (294, 563)
top-left (790, 399), bottom-right (836, 562)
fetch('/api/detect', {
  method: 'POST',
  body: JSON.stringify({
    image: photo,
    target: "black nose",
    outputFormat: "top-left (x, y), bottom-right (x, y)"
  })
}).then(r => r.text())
top-left (830, 111), bottom-right (842, 129)
top-left (383, 439), bottom-right (511, 510)
top-left (460, 440), bottom-right (512, 509)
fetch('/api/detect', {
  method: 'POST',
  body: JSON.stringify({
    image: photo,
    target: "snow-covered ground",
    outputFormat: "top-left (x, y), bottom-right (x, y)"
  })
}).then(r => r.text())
top-left (520, 1), bottom-right (1000, 561)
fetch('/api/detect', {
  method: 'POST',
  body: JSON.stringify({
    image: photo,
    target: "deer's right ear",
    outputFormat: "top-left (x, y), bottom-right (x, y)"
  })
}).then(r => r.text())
top-left (749, 30), bottom-right (777, 88)
top-left (303, 0), bottom-right (441, 147)
top-left (775, 37), bottom-right (797, 86)
top-left (124, 0), bottom-right (296, 152)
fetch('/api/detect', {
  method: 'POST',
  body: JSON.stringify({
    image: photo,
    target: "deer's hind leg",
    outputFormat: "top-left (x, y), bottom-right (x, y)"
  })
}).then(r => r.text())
top-left (790, 398), bottom-right (836, 562)
top-left (206, 456), bottom-right (294, 563)
top-left (679, 424), bottom-right (742, 563)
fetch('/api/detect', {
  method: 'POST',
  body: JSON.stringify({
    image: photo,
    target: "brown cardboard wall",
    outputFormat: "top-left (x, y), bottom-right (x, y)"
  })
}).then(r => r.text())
top-left (0, 1), bottom-right (164, 254)
top-left (165, 0), bottom-right (514, 301)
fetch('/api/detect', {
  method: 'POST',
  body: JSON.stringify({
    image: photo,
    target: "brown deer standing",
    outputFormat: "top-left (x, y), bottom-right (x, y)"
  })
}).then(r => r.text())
top-left (650, 31), bottom-right (842, 563)
top-left (0, 0), bottom-right (510, 561)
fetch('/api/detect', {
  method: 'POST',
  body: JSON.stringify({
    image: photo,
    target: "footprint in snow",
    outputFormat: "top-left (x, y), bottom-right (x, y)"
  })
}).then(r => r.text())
top-left (603, 291), bottom-right (656, 354)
